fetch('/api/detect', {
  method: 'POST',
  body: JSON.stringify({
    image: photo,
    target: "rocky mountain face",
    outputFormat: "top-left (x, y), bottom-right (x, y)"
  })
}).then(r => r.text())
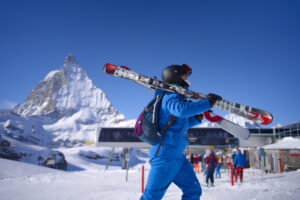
top-left (16, 54), bottom-right (125, 125)
top-left (0, 54), bottom-right (135, 147)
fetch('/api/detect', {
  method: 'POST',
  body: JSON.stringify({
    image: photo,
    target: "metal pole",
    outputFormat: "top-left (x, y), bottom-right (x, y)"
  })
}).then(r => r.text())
top-left (126, 162), bottom-right (129, 181)
top-left (122, 148), bottom-right (129, 169)
top-left (125, 152), bottom-right (130, 182)
top-left (261, 155), bottom-right (264, 182)
top-left (230, 163), bottom-right (234, 186)
top-left (105, 147), bottom-right (115, 170)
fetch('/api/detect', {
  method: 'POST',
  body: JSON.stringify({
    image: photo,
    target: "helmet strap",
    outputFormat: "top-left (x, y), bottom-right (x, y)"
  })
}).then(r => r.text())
top-left (180, 79), bottom-right (191, 87)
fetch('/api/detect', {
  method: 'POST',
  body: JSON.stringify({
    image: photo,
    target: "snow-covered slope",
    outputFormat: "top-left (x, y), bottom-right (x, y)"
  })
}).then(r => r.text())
top-left (0, 158), bottom-right (59, 179)
top-left (1, 154), bottom-right (300, 200)
top-left (0, 54), bottom-right (135, 147)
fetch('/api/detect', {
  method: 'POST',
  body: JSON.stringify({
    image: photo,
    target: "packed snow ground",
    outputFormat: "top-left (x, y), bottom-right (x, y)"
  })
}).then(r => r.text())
top-left (1, 146), bottom-right (300, 200)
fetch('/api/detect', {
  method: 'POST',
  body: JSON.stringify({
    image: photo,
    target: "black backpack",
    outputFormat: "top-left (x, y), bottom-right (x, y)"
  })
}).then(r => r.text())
top-left (134, 91), bottom-right (176, 156)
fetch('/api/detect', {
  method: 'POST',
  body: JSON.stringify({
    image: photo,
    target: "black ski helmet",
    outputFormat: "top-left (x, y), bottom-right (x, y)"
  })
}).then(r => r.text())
top-left (162, 64), bottom-right (192, 86)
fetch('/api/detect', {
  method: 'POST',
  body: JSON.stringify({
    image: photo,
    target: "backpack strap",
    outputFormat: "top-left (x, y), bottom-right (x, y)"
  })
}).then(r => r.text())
top-left (155, 115), bottom-right (177, 157)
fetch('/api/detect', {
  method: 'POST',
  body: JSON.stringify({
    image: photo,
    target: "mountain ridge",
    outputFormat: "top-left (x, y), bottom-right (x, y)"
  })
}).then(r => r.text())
top-left (0, 54), bottom-right (134, 147)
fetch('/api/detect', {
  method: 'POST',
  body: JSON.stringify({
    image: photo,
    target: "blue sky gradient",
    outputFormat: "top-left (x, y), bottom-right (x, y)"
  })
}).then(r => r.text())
top-left (0, 0), bottom-right (299, 126)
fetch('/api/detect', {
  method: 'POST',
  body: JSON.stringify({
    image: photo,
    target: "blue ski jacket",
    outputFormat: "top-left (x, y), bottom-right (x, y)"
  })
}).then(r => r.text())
top-left (149, 89), bottom-right (211, 160)
top-left (233, 152), bottom-right (247, 167)
top-left (215, 163), bottom-right (222, 172)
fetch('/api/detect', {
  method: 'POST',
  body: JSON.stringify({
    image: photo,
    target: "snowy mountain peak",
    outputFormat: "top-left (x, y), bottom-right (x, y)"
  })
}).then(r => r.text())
top-left (64, 53), bottom-right (78, 65)
top-left (16, 55), bottom-right (125, 123)
top-left (6, 54), bottom-right (136, 146)
top-left (0, 54), bottom-right (134, 146)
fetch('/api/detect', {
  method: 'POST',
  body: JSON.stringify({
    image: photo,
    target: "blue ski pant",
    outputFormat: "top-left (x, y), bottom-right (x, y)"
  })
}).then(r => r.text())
top-left (215, 170), bottom-right (221, 178)
top-left (140, 155), bottom-right (202, 200)
top-left (206, 169), bottom-right (214, 184)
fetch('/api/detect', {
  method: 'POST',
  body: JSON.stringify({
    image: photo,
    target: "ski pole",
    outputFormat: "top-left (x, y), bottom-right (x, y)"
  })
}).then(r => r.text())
top-left (142, 165), bottom-right (145, 193)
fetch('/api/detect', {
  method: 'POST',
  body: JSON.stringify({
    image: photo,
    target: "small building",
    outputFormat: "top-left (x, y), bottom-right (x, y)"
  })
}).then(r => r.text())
top-left (262, 137), bottom-right (300, 173)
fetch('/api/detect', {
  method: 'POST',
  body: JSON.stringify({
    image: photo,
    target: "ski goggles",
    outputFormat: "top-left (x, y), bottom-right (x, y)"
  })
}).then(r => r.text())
top-left (182, 64), bottom-right (192, 76)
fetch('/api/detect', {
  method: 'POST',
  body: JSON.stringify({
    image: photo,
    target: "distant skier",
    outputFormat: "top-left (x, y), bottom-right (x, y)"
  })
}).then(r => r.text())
top-left (139, 64), bottom-right (222, 200)
top-left (194, 155), bottom-right (200, 173)
top-left (234, 149), bottom-right (247, 182)
top-left (232, 150), bottom-right (237, 175)
top-left (215, 162), bottom-right (222, 178)
top-left (190, 153), bottom-right (195, 168)
top-left (205, 149), bottom-right (217, 186)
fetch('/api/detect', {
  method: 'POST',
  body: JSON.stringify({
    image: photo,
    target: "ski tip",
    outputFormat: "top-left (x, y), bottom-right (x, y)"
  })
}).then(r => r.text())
top-left (120, 65), bottom-right (131, 70)
top-left (246, 110), bottom-right (273, 125)
top-left (103, 63), bottom-right (118, 75)
top-left (260, 113), bottom-right (273, 125)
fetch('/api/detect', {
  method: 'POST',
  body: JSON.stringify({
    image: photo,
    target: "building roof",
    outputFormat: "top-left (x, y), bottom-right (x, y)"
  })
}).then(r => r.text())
top-left (263, 137), bottom-right (300, 150)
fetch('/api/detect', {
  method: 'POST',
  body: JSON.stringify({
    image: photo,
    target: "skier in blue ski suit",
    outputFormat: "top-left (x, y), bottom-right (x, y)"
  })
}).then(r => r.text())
top-left (215, 161), bottom-right (222, 178)
top-left (233, 149), bottom-right (247, 182)
top-left (140, 64), bottom-right (222, 200)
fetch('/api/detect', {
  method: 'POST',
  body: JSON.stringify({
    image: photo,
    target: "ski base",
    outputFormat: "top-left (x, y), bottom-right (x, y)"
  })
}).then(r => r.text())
top-left (204, 112), bottom-right (250, 140)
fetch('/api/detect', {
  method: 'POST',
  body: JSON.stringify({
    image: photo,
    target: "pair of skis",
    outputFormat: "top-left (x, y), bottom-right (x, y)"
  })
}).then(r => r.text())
top-left (103, 63), bottom-right (273, 140)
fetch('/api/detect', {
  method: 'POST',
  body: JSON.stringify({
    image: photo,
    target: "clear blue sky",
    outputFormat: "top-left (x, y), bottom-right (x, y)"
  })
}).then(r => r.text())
top-left (0, 0), bottom-right (299, 126)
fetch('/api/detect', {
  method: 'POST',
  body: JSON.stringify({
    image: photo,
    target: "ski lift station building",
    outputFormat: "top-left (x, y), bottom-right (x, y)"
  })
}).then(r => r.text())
top-left (96, 122), bottom-right (300, 149)
top-left (96, 122), bottom-right (300, 172)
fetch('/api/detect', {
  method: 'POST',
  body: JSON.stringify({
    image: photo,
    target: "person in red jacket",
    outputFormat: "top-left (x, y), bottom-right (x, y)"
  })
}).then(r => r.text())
top-left (205, 149), bottom-right (217, 186)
